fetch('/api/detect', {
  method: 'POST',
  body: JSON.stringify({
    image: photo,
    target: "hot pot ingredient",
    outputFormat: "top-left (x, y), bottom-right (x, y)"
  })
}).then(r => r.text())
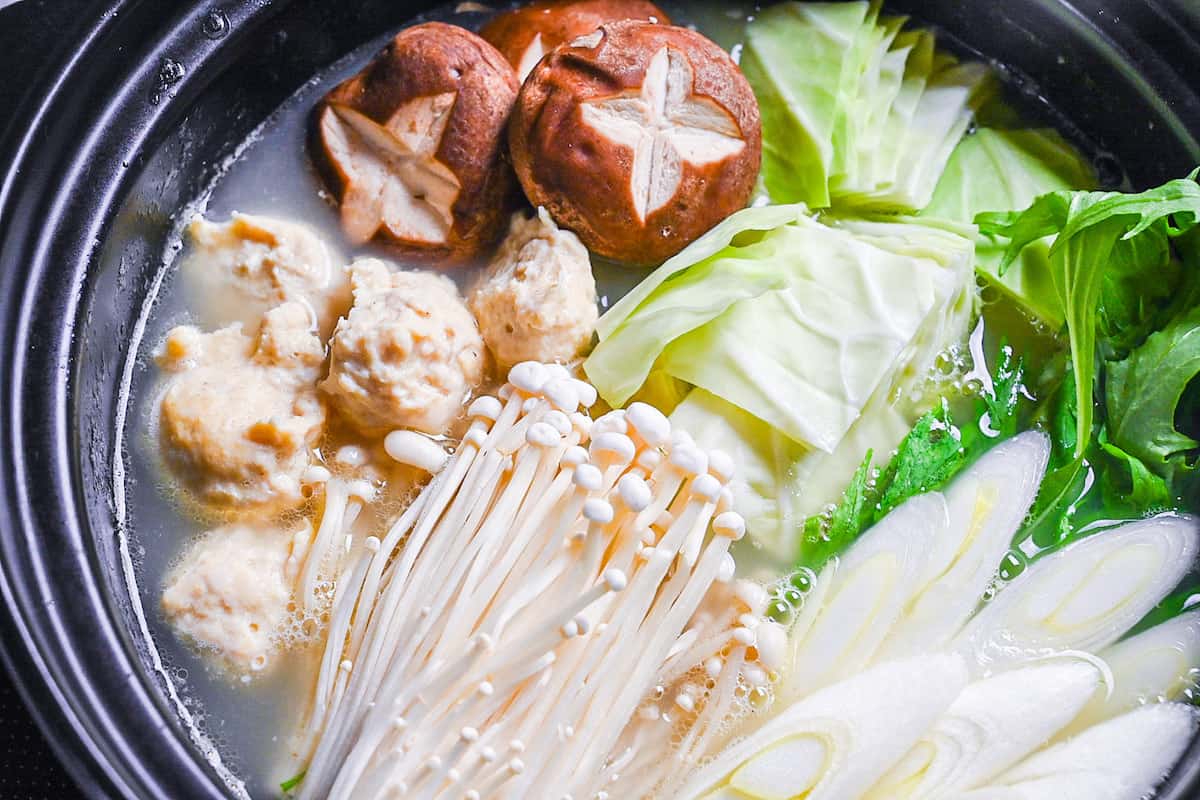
top-left (509, 20), bottom-right (762, 265)
top-left (322, 259), bottom-right (485, 436)
top-left (183, 213), bottom-right (349, 337)
top-left (742, 1), bottom-right (989, 211)
top-left (138, 3), bottom-right (1200, 798)
top-left (922, 127), bottom-right (1098, 327)
top-left (480, 0), bottom-right (670, 80)
top-left (157, 302), bottom-right (326, 512)
top-left (468, 207), bottom-right (598, 367)
top-left (294, 363), bottom-right (767, 800)
top-left (314, 22), bottom-right (519, 262)
top-left (161, 521), bottom-right (308, 673)
top-left (671, 436), bottom-right (1200, 800)
top-left (588, 204), bottom-right (976, 558)
top-left (957, 703), bottom-right (1200, 800)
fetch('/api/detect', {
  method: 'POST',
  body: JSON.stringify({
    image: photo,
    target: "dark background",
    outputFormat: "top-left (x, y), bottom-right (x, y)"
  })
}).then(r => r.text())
top-left (1, 2), bottom-right (93, 795)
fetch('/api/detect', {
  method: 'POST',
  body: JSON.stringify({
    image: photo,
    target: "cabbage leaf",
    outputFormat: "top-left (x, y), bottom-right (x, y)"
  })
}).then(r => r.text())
top-left (744, 2), bottom-right (989, 211)
top-left (591, 207), bottom-right (974, 557)
top-left (671, 383), bottom-right (912, 562)
top-left (740, 2), bottom-right (870, 207)
top-left (924, 127), bottom-right (1098, 326)
top-left (588, 209), bottom-right (973, 452)
top-left (587, 204), bottom-right (804, 405)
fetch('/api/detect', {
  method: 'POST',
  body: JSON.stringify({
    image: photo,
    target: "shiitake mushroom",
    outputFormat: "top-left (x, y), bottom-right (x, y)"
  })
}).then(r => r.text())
top-left (481, 0), bottom-right (670, 79)
top-left (313, 22), bottom-right (520, 263)
top-left (509, 21), bottom-right (762, 266)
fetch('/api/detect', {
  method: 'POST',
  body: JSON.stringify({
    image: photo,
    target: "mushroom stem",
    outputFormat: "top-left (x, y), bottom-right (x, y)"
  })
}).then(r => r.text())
top-left (298, 365), bottom-right (749, 800)
top-left (300, 478), bottom-right (349, 610)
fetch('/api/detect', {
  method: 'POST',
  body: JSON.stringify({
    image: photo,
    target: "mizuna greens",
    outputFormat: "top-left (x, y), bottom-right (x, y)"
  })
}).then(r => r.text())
top-left (977, 173), bottom-right (1200, 462)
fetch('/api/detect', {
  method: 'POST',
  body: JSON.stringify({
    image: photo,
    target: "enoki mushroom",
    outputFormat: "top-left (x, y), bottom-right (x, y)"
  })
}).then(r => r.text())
top-left (292, 362), bottom-right (776, 800)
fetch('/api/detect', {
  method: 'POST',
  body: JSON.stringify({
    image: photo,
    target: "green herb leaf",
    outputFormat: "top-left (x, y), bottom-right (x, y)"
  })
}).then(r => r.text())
top-left (794, 345), bottom-right (1034, 568)
top-left (1097, 225), bottom-right (1175, 354)
top-left (975, 172), bottom-right (1200, 459)
top-left (1097, 427), bottom-right (1173, 511)
top-left (982, 344), bottom-right (1026, 439)
top-left (875, 400), bottom-right (967, 518)
top-left (280, 771), bottom-right (306, 794)
top-left (1105, 304), bottom-right (1200, 485)
top-left (801, 450), bottom-right (877, 570)
top-left (1020, 365), bottom-right (1086, 549)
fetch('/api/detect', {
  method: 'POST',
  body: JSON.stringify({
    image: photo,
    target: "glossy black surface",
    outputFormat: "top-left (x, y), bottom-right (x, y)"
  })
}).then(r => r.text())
top-left (1, 1), bottom-right (1199, 798)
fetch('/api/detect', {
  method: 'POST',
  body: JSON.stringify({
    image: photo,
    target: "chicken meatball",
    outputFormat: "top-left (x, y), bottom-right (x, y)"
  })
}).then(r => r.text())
top-left (469, 208), bottom-right (598, 367)
top-left (162, 521), bottom-right (307, 673)
top-left (184, 213), bottom-right (349, 337)
top-left (322, 259), bottom-right (485, 435)
top-left (158, 302), bottom-right (327, 512)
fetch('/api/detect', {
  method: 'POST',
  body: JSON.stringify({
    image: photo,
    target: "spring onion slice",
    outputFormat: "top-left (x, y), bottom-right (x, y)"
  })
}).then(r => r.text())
top-left (678, 654), bottom-right (969, 800)
top-left (952, 514), bottom-right (1200, 675)
top-left (865, 658), bottom-right (1101, 799)
top-left (958, 703), bottom-right (1199, 800)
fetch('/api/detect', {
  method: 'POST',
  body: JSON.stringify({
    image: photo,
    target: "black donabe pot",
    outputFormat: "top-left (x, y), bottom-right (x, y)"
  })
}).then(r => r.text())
top-left (1, 0), bottom-right (1199, 797)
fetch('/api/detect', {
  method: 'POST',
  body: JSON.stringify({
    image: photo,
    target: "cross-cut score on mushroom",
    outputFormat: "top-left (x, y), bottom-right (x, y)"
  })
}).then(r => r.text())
top-left (509, 21), bottom-right (762, 266)
top-left (313, 22), bottom-right (520, 263)
top-left (320, 95), bottom-right (462, 246)
top-left (480, 0), bottom-right (670, 81)
top-left (580, 45), bottom-right (747, 223)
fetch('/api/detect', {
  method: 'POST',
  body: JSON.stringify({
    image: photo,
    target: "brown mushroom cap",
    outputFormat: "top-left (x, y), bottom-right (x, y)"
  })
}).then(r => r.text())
top-left (509, 21), bottom-right (762, 266)
top-left (313, 22), bottom-right (520, 264)
top-left (480, 0), bottom-right (670, 79)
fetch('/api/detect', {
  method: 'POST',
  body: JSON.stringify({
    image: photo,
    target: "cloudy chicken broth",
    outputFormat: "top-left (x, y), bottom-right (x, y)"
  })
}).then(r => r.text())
top-left (123, 1), bottom-right (1200, 799)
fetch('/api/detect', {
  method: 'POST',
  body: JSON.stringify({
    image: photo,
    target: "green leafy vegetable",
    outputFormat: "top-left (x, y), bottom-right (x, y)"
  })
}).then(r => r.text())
top-left (976, 171), bottom-right (1200, 459)
top-left (1097, 428), bottom-right (1172, 512)
top-left (280, 771), bottom-right (306, 793)
top-left (740, 2), bottom-right (869, 207)
top-left (875, 401), bottom-right (966, 517)
top-left (742, 1), bottom-right (989, 211)
top-left (796, 346), bottom-right (1029, 569)
top-left (1105, 304), bottom-right (1200, 484)
top-left (587, 208), bottom-right (974, 452)
top-left (669, 385), bottom-right (910, 561)
top-left (924, 127), bottom-right (1098, 326)
top-left (587, 204), bottom-right (802, 406)
top-left (983, 343), bottom-right (1027, 439)
top-left (800, 451), bottom-right (877, 570)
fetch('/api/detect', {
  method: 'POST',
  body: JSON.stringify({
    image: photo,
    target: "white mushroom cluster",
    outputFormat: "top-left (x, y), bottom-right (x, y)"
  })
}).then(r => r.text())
top-left (291, 362), bottom-right (771, 800)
